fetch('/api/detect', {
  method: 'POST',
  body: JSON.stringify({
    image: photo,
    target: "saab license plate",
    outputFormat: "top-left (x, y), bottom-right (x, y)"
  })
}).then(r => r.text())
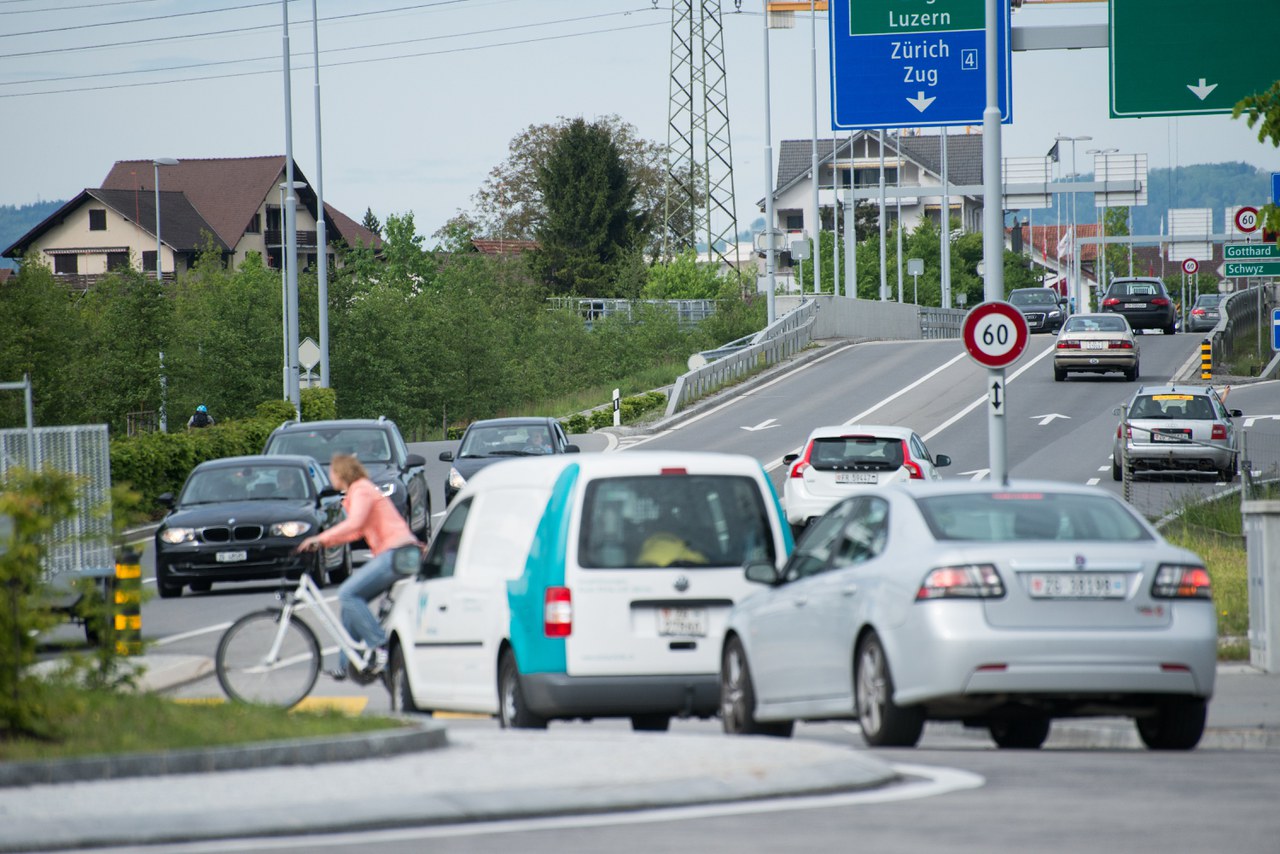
top-left (216, 550), bottom-right (247, 563)
top-left (1028, 573), bottom-right (1126, 599)
top-left (1153, 430), bottom-right (1190, 443)
top-left (1084, 341), bottom-right (1105, 350)
top-left (658, 607), bottom-right (707, 637)
top-left (835, 472), bottom-right (879, 484)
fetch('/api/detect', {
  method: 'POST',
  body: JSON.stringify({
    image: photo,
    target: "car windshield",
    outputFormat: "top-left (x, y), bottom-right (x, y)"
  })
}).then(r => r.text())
top-left (181, 464), bottom-right (310, 504)
top-left (1010, 291), bottom-right (1056, 306)
top-left (1128, 393), bottom-right (1216, 420)
top-left (1063, 315), bottom-right (1128, 333)
top-left (578, 474), bottom-right (777, 569)
top-left (915, 491), bottom-right (1152, 542)
top-left (267, 428), bottom-right (393, 465)
top-left (809, 436), bottom-right (904, 471)
top-left (458, 424), bottom-right (551, 457)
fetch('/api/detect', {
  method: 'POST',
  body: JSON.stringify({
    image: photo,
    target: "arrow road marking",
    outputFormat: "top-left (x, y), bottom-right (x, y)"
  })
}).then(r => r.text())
top-left (741, 418), bottom-right (779, 432)
top-left (1243, 415), bottom-right (1280, 428)
top-left (907, 91), bottom-right (936, 112)
top-left (1032, 413), bottom-right (1070, 426)
top-left (1187, 78), bottom-right (1218, 100)
top-left (958, 469), bottom-right (990, 481)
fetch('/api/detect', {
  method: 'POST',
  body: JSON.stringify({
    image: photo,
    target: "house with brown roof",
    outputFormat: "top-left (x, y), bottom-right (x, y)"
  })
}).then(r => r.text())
top-left (2, 156), bottom-right (380, 289)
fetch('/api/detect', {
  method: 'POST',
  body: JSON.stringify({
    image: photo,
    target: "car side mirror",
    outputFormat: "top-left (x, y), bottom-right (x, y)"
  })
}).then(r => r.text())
top-left (744, 560), bottom-right (781, 585)
top-left (438, 450), bottom-right (455, 462)
top-left (565, 444), bottom-right (581, 454)
top-left (1230, 409), bottom-right (1243, 418)
top-left (934, 454), bottom-right (951, 468)
top-left (782, 453), bottom-right (799, 467)
top-left (318, 486), bottom-right (341, 499)
top-left (157, 492), bottom-right (174, 509)
top-left (404, 453), bottom-right (426, 468)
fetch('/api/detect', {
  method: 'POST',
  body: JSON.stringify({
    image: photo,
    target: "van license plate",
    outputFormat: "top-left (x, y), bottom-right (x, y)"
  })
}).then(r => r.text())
top-left (835, 472), bottom-right (879, 484)
top-left (658, 607), bottom-right (707, 637)
top-left (216, 551), bottom-right (247, 563)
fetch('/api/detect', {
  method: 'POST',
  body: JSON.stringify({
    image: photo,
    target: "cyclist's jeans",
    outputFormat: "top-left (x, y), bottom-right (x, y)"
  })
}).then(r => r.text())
top-left (336, 550), bottom-right (397, 670)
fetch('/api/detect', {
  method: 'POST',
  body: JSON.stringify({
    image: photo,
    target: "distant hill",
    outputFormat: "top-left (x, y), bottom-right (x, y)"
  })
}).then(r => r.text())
top-left (1024, 162), bottom-right (1271, 235)
top-left (0, 200), bottom-right (65, 268)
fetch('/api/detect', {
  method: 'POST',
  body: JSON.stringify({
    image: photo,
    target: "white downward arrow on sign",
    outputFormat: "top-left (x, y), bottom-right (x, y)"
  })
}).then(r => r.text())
top-left (1187, 78), bottom-right (1218, 100)
top-left (1032, 413), bottom-right (1071, 426)
top-left (907, 91), bottom-right (936, 112)
top-left (741, 418), bottom-right (779, 432)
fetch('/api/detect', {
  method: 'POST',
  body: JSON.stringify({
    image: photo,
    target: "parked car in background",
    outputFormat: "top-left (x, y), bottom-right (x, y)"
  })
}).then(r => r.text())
top-left (1186, 293), bottom-right (1225, 333)
top-left (154, 455), bottom-right (349, 598)
top-left (1007, 287), bottom-right (1066, 334)
top-left (1113, 384), bottom-right (1242, 482)
top-left (782, 425), bottom-right (949, 535)
top-left (720, 480), bottom-right (1217, 750)
top-left (438, 416), bottom-right (579, 506)
top-left (383, 451), bottom-right (793, 731)
top-left (1053, 312), bottom-right (1139, 382)
top-left (1100, 277), bottom-right (1178, 334)
top-left (262, 417), bottom-right (432, 547)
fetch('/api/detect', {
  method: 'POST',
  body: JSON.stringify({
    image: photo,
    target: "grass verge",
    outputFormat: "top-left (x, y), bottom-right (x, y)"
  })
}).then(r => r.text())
top-left (0, 684), bottom-right (402, 763)
top-left (1159, 493), bottom-right (1248, 661)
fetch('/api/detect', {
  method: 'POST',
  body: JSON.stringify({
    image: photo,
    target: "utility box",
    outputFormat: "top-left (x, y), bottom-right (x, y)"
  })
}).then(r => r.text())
top-left (1244, 500), bottom-right (1280, 673)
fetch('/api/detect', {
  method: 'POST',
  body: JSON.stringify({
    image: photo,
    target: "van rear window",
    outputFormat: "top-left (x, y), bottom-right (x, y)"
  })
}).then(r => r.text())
top-left (578, 475), bottom-right (776, 569)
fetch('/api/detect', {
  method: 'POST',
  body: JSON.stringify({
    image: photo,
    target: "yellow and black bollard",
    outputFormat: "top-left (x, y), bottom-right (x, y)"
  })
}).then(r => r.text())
top-left (1201, 339), bottom-right (1212, 381)
top-left (114, 549), bottom-right (142, 656)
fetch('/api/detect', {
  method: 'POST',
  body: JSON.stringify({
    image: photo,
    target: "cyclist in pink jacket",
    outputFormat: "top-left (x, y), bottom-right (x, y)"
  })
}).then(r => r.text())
top-left (297, 453), bottom-right (421, 680)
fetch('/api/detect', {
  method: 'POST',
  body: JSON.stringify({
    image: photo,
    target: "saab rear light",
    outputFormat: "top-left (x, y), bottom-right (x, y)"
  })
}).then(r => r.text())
top-left (1107, 340), bottom-right (1134, 350)
top-left (544, 586), bottom-right (573, 636)
top-left (916, 564), bottom-right (1005, 600)
top-left (270, 520), bottom-right (312, 538)
top-left (1056, 339), bottom-right (1081, 350)
top-left (790, 443), bottom-right (814, 478)
top-left (1102, 297), bottom-right (1120, 307)
top-left (159, 527), bottom-right (196, 545)
top-left (1211, 424), bottom-right (1228, 440)
top-left (1151, 564), bottom-right (1212, 599)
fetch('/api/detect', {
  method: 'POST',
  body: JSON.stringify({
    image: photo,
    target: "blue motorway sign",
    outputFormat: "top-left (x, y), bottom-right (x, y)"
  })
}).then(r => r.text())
top-left (829, 0), bottom-right (1012, 129)
top-left (1273, 308), bottom-right (1280, 353)
top-left (1273, 172), bottom-right (1280, 207)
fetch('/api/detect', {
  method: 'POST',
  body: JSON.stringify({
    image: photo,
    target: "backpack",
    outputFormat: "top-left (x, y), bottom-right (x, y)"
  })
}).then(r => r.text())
top-left (191, 411), bottom-right (212, 428)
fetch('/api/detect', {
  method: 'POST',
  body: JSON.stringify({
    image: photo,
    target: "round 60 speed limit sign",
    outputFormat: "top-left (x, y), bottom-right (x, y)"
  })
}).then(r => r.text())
top-left (962, 301), bottom-right (1030, 369)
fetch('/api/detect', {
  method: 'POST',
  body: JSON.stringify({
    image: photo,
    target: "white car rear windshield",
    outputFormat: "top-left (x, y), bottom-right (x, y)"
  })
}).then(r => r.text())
top-left (579, 475), bottom-right (776, 569)
top-left (809, 436), bottom-right (903, 471)
top-left (916, 492), bottom-right (1153, 542)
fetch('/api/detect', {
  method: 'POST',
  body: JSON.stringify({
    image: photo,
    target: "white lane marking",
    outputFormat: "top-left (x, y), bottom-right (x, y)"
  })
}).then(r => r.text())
top-left (922, 344), bottom-right (1056, 442)
top-left (149, 595), bottom-right (343, 647)
top-left (1097, 466), bottom-right (1108, 472)
top-left (1086, 478), bottom-right (1100, 485)
top-left (763, 352), bottom-right (969, 472)
top-left (130, 762), bottom-right (984, 851)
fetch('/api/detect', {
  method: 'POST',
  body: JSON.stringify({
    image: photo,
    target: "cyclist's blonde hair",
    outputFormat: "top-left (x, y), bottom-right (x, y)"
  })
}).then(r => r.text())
top-left (330, 453), bottom-right (368, 486)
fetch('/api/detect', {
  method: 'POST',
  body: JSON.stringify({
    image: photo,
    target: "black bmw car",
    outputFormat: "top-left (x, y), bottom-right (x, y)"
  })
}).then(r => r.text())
top-left (154, 455), bottom-right (349, 599)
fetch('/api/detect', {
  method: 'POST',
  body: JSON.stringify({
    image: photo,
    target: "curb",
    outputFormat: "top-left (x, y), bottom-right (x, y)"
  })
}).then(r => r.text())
top-left (0, 719), bottom-right (447, 788)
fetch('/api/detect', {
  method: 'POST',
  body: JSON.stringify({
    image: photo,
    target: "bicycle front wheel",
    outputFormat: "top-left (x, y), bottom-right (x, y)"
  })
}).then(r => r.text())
top-left (216, 609), bottom-right (320, 708)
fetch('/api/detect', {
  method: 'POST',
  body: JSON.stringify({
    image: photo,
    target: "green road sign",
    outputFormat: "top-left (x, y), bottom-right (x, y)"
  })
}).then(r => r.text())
top-left (1109, 0), bottom-right (1280, 118)
top-left (849, 0), bottom-right (983, 36)
top-left (1225, 243), bottom-right (1280, 260)
top-left (1224, 260), bottom-right (1280, 278)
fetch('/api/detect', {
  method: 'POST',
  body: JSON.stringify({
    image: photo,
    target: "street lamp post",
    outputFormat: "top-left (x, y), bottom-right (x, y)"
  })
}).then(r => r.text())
top-left (279, 181), bottom-right (308, 399)
top-left (1055, 134), bottom-right (1091, 313)
top-left (153, 157), bottom-right (178, 432)
top-left (809, 0), bottom-right (820, 294)
top-left (1087, 147), bottom-right (1118, 297)
top-left (762, 0), bottom-right (777, 324)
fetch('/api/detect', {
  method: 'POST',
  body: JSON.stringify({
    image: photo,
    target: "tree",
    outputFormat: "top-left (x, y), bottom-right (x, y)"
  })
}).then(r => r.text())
top-left (361, 207), bottom-right (382, 236)
top-left (527, 118), bottom-right (645, 297)
top-left (1234, 80), bottom-right (1280, 233)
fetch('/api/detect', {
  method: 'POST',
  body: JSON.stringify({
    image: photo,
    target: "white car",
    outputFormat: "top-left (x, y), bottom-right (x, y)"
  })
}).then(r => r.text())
top-left (781, 424), bottom-right (950, 533)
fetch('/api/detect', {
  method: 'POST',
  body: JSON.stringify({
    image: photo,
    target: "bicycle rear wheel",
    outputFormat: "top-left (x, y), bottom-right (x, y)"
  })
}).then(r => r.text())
top-left (216, 609), bottom-right (320, 708)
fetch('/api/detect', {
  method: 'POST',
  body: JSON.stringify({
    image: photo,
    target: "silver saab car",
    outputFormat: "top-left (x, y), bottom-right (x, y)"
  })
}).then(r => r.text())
top-left (720, 480), bottom-right (1217, 750)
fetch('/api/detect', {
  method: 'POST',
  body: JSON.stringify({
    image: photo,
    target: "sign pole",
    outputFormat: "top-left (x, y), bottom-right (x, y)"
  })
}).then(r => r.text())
top-left (982, 0), bottom-right (1006, 483)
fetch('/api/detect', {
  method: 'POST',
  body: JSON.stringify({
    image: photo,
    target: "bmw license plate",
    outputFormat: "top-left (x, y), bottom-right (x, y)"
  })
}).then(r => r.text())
top-left (658, 607), bottom-right (707, 637)
top-left (835, 472), bottom-right (879, 484)
top-left (216, 550), bottom-right (248, 563)
top-left (1027, 573), bottom-right (1126, 599)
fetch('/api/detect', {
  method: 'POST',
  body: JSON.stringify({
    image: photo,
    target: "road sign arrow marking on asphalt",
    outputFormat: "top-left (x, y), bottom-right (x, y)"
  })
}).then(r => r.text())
top-left (1032, 413), bottom-right (1071, 426)
top-left (906, 91), bottom-right (936, 112)
top-left (741, 418), bottom-right (779, 432)
top-left (1243, 415), bottom-right (1280, 428)
top-left (958, 469), bottom-right (990, 481)
top-left (1187, 78), bottom-right (1218, 100)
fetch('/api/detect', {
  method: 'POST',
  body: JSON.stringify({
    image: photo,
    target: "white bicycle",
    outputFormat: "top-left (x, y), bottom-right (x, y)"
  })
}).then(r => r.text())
top-left (215, 546), bottom-right (419, 708)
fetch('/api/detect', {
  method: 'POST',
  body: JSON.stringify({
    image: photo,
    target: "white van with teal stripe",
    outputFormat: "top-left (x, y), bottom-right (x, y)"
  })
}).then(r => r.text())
top-left (383, 451), bottom-right (793, 730)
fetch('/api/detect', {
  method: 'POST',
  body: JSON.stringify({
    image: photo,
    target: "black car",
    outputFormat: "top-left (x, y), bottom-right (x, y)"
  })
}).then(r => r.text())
top-left (1007, 287), bottom-right (1066, 333)
top-left (439, 416), bottom-right (580, 505)
top-left (154, 455), bottom-right (349, 598)
top-left (262, 417), bottom-right (432, 543)
top-left (1100, 277), bottom-right (1178, 334)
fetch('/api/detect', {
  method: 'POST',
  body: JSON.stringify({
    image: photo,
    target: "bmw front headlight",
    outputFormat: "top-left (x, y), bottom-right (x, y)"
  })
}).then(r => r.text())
top-left (159, 527), bottom-right (196, 545)
top-left (270, 520), bottom-right (313, 538)
top-left (448, 467), bottom-right (466, 491)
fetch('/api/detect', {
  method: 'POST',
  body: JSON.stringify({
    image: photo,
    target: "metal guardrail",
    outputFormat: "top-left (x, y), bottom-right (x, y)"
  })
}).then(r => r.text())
top-left (1211, 284), bottom-right (1276, 371)
top-left (918, 306), bottom-right (966, 340)
top-left (665, 301), bottom-right (818, 417)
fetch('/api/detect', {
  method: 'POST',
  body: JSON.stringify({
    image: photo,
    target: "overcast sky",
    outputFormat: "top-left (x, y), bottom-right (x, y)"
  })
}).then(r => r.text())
top-left (2, 0), bottom-right (1276, 242)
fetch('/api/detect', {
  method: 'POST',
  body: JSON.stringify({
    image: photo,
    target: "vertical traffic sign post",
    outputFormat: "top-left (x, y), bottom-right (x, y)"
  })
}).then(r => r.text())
top-left (962, 302), bottom-right (1029, 486)
top-left (828, 0), bottom-right (1011, 129)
